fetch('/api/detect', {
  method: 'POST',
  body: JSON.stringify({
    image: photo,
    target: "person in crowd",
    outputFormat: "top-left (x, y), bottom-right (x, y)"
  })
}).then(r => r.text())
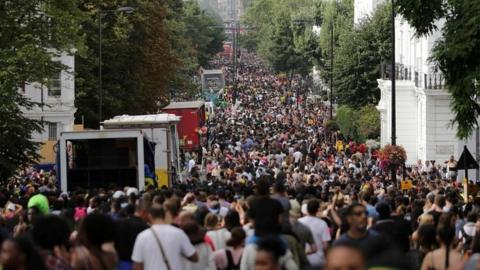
top-left (32, 215), bottom-right (71, 270)
top-left (324, 242), bottom-right (366, 270)
top-left (181, 219), bottom-right (216, 270)
top-left (214, 227), bottom-right (246, 270)
top-left (71, 213), bottom-right (118, 270)
top-left (205, 213), bottom-right (231, 251)
top-left (131, 204), bottom-right (198, 270)
top-left (334, 203), bottom-right (388, 261)
top-left (0, 236), bottom-right (47, 270)
top-left (371, 202), bottom-right (411, 253)
top-left (298, 199), bottom-right (330, 267)
top-left (288, 199), bottom-right (317, 255)
top-left (115, 199), bottom-right (150, 270)
top-left (254, 236), bottom-right (288, 270)
top-left (421, 212), bottom-right (463, 270)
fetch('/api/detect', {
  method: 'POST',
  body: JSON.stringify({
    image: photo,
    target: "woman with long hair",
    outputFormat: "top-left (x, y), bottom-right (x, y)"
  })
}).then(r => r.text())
top-left (421, 212), bottom-right (462, 270)
top-left (70, 213), bottom-right (118, 270)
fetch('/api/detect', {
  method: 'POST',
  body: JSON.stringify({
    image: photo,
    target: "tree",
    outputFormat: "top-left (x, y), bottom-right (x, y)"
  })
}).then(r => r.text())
top-left (397, 0), bottom-right (480, 139)
top-left (335, 105), bottom-right (357, 139)
top-left (356, 105), bottom-right (380, 140)
top-left (183, 1), bottom-right (225, 67)
top-left (334, 2), bottom-right (391, 107)
top-left (75, 0), bottom-right (225, 128)
top-left (242, 0), bottom-right (313, 75)
top-left (0, 0), bottom-right (84, 180)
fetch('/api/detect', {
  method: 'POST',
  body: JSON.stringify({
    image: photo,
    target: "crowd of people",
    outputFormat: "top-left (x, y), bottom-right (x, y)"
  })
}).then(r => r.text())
top-left (0, 52), bottom-right (478, 270)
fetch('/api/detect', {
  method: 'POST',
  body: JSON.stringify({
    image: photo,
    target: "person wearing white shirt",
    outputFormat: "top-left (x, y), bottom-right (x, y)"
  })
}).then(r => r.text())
top-left (188, 156), bottom-right (198, 173)
top-left (132, 205), bottom-right (198, 270)
top-left (292, 150), bottom-right (303, 166)
top-left (298, 199), bottom-right (331, 267)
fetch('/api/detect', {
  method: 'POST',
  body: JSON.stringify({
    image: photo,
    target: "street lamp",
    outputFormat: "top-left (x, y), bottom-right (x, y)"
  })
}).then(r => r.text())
top-left (98, 6), bottom-right (135, 124)
top-left (390, 0), bottom-right (397, 184)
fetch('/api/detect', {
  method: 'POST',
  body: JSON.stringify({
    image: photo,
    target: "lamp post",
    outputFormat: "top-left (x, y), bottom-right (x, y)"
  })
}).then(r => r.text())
top-left (390, 0), bottom-right (397, 184)
top-left (98, 6), bottom-right (135, 124)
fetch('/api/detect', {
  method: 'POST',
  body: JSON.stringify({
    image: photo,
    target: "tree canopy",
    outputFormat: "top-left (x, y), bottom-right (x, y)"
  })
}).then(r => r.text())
top-left (0, 0), bottom-right (84, 180)
top-left (75, 0), bottom-right (225, 128)
top-left (242, 0), bottom-right (312, 75)
top-left (1, 0), bottom-right (225, 178)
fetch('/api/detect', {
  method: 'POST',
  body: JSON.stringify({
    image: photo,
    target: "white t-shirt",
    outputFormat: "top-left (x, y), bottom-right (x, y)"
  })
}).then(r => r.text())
top-left (207, 228), bottom-right (231, 251)
top-left (298, 215), bottom-right (331, 266)
top-left (132, 224), bottom-right (196, 270)
top-left (188, 159), bottom-right (196, 172)
top-left (293, 151), bottom-right (303, 163)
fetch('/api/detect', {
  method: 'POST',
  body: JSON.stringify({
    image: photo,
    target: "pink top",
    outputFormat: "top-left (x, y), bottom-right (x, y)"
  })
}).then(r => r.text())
top-left (213, 247), bottom-right (244, 270)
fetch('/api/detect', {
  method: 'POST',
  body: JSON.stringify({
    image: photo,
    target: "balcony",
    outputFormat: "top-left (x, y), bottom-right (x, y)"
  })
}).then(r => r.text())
top-left (381, 62), bottom-right (445, 90)
top-left (380, 63), bottom-right (413, 80)
top-left (415, 72), bottom-right (445, 89)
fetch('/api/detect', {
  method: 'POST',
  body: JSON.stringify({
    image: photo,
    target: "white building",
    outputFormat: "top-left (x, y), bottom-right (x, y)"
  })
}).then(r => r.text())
top-left (22, 53), bottom-right (77, 164)
top-left (355, 2), bottom-right (478, 174)
top-left (353, 0), bottom-right (384, 25)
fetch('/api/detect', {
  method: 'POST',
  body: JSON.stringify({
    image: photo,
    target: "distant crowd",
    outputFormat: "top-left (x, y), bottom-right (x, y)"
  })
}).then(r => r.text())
top-left (0, 53), bottom-right (477, 270)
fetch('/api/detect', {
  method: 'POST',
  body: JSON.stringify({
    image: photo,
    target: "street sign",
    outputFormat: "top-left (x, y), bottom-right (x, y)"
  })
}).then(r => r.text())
top-left (457, 146), bottom-right (479, 170)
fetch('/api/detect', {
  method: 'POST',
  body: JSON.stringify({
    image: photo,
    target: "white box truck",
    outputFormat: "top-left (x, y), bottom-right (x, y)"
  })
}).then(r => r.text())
top-left (102, 114), bottom-right (181, 187)
top-left (58, 129), bottom-right (149, 192)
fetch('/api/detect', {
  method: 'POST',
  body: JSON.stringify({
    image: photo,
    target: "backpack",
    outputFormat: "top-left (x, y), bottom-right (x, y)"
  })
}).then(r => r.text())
top-left (225, 249), bottom-right (241, 270)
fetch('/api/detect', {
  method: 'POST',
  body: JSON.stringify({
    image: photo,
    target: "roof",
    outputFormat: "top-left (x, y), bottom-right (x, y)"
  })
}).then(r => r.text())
top-left (60, 129), bottom-right (144, 140)
top-left (202, 69), bottom-right (223, 75)
top-left (102, 114), bottom-right (181, 126)
top-left (163, 101), bottom-right (205, 109)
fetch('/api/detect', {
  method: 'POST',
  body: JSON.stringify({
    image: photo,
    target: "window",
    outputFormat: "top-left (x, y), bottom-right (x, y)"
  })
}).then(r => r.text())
top-left (48, 72), bottom-right (61, 97)
top-left (48, 122), bottom-right (57, 141)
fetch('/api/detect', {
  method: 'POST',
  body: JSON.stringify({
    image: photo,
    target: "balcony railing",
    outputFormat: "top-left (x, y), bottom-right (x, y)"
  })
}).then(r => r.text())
top-left (381, 62), bottom-right (445, 90)
top-left (380, 63), bottom-right (412, 80)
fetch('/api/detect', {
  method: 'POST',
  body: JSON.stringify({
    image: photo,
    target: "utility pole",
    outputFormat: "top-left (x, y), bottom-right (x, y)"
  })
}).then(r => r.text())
top-left (329, 19), bottom-right (334, 120)
top-left (391, 0), bottom-right (396, 146)
top-left (232, 21), bottom-right (237, 103)
top-left (97, 7), bottom-right (135, 125)
top-left (391, 0), bottom-right (397, 184)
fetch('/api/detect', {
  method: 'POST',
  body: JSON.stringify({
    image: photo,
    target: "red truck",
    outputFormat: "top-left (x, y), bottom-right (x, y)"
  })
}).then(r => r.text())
top-left (162, 101), bottom-right (206, 153)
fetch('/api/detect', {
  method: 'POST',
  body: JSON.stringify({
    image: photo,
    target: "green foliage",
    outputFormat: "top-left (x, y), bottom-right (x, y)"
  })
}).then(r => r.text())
top-left (356, 105), bottom-right (380, 140)
top-left (0, 0), bottom-right (84, 180)
top-left (335, 105), bottom-right (380, 141)
top-left (75, 0), bottom-right (225, 128)
top-left (242, 0), bottom-right (313, 74)
top-left (335, 105), bottom-right (357, 139)
top-left (325, 119), bottom-right (339, 132)
top-left (397, 0), bottom-right (480, 139)
top-left (183, 1), bottom-right (225, 67)
top-left (334, 2), bottom-right (391, 107)
top-left (396, 0), bottom-right (444, 36)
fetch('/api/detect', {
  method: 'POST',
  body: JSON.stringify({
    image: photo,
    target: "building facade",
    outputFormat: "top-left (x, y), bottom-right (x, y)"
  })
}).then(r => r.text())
top-left (355, 2), bottom-right (478, 173)
top-left (22, 53), bottom-right (77, 164)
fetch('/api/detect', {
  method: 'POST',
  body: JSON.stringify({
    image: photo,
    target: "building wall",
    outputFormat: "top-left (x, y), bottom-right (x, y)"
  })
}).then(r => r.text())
top-left (21, 52), bottom-right (76, 164)
top-left (377, 79), bottom-right (418, 164)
